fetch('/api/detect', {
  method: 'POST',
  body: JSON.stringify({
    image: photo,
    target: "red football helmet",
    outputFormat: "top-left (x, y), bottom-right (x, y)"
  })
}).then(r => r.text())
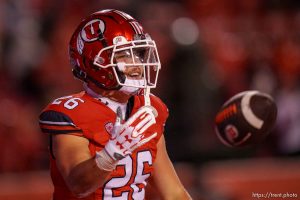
top-left (69, 9), bottom-right (161, 91)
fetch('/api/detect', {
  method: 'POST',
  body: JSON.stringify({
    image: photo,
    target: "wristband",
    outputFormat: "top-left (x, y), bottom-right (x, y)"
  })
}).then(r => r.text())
top-left (94, 150), bottom-right (118, 171)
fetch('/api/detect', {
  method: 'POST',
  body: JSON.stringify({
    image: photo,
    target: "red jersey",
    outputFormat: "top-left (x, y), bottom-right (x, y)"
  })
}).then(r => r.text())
top-left (39, 91), bottom-right (168, 200)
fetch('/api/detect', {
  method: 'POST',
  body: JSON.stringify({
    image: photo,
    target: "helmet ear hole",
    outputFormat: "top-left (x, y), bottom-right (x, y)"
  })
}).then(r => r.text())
top-left (72, 66), bottom-right (87, 81)
top-left (95, 56), bottom-right (105, 65)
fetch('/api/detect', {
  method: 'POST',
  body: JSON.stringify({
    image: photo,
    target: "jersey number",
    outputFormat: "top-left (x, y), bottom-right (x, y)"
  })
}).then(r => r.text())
top-left (103, 151), bottom-right (152, 199)
top-left (52, 96), bottom-right (84, 110)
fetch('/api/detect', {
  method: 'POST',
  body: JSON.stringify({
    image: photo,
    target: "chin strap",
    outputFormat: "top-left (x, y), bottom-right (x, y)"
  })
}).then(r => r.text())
top-left (143, 87), bottom-right (158, 117)
top-left (144, 86), bottom-right (151, 106)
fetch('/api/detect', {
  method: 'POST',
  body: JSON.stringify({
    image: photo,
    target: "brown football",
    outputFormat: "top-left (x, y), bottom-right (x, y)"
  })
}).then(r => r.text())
top-left (215, 90), bottom-right (277, 147)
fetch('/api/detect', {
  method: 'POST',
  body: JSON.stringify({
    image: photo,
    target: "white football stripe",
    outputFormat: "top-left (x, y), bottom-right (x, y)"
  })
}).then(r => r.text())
top-left (241, 91), bottom-right (264, 129)
top-left (130, 21), bottom-right (143, 34)
top-left (39, 120), bottom-right (75, 127)
top-left (113, 10), bottom-right (134, 20)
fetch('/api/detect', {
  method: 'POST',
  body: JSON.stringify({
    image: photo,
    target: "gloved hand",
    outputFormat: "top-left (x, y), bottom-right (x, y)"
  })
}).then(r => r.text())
top-left (105, 105), bottom-right (157, 160)
top-left (95, 106), bottom-right (157, 171)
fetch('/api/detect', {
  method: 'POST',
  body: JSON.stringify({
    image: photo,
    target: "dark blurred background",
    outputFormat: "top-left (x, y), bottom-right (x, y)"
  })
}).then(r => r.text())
top-left (0, 0), bottom-right (300, 199)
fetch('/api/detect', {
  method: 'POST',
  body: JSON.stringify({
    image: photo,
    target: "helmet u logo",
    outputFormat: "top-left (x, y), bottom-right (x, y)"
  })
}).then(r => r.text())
top-left (81, 19), bottom-right (105, 42)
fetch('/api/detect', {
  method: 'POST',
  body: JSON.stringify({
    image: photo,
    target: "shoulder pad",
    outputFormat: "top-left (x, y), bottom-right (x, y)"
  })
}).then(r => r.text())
top-left (150, 94), bottom-right (169, 114)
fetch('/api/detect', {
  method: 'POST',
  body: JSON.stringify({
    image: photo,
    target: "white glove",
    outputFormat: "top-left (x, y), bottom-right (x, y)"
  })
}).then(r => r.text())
top-left (95, 106), bottom-right (157, 171)
top-left (105, 106), bottom-right (157, 160)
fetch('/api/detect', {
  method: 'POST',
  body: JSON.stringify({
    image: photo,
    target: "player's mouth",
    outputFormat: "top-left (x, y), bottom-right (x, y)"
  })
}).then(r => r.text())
top-left (127, 69), bottom-right (143, 79)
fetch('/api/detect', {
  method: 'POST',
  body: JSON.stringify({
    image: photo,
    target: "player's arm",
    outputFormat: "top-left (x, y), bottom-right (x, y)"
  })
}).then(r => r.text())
top-left (39, 109), bottom-right (113, 198)
top-left (52, 133), bottom-right (111, 198)
top-left (152, 135), bottom-right (192, 200)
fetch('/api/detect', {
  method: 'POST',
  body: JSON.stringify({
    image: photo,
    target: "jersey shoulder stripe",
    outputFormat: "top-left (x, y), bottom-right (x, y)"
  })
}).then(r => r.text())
top-left (39, 110), bottom-right (83, 134)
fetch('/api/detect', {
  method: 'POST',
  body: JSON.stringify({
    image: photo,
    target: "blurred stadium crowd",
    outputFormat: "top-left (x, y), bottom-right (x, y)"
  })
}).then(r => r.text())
top-left (0, 0), bottom-right (300, 177)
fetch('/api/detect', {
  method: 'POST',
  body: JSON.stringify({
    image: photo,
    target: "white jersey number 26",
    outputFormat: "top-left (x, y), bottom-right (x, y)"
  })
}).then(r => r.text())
top-left (103, 150), bottom-right (152, 199)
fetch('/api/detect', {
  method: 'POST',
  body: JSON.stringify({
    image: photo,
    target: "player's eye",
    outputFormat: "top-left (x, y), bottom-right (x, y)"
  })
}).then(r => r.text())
top-left (133, 48), bottom-right (148, 61)
top-left (115, 50), bottom-right (131, 59)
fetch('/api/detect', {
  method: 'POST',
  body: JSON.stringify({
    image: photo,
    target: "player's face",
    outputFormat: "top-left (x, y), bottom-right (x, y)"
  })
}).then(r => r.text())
top-left (115, 50), bottom-right (144, 80)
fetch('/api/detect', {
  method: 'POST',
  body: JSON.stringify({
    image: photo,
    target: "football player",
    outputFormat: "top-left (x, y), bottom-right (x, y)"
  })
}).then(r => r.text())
top-left (39, 9), bottom-right (192, 200)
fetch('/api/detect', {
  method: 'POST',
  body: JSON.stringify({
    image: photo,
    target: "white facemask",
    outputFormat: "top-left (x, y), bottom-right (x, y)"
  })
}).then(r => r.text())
top-left (119, 78), bottom-right (145, 95)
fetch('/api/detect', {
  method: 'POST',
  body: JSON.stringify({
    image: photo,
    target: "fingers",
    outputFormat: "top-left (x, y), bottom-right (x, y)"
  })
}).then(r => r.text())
top-left (107, 105), bottom-right (158, 159)
top-left (145, 105), bottom-right (158, 117)
top-left (137, 105), bottom-right (158, 117)
top-left (124, 106), bottom-right (157, 127)
top-left (111, 107), bottom-right (123, 139)
top-left (139, 132), bottom-right (157, 146)
top-left (129, 132), bottom-right (158, 152)
top-left (133, 113), bottom-right (155, 137)
top-left (122, 106), bottom-right (156, 138)
top-left (115, 106), bottom-right (123, 125)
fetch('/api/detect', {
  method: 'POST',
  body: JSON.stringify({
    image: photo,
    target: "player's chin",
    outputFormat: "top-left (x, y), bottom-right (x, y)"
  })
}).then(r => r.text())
top-left (126, 75), bottom-right (143, 80)
top-left (118, 87), bottom-right (141, 96)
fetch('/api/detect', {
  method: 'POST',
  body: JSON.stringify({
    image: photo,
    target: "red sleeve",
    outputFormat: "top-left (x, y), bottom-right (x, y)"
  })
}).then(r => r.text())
top-left (39, 110), bottom-right (83, 136)
top-left (38, 93), bottom-right (87, 137)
